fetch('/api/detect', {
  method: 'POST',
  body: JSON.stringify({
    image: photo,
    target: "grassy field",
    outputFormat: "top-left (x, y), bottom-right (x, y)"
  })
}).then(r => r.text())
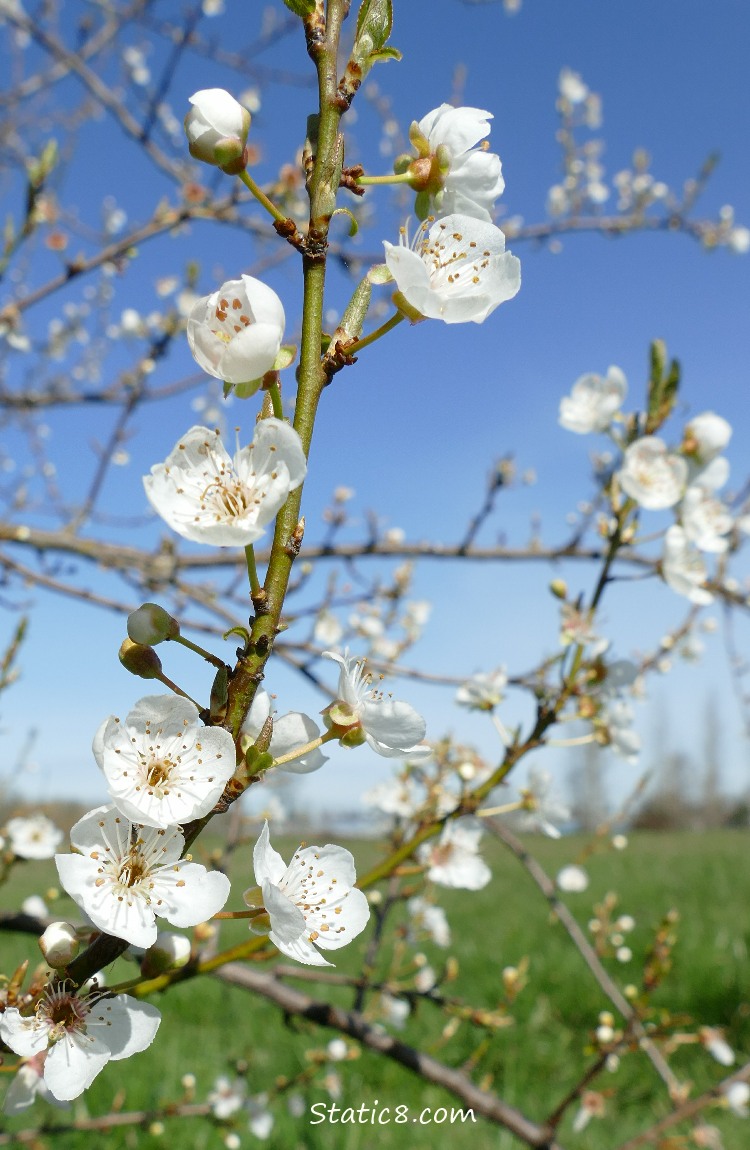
top-left (1, 830), bottom-right (749, 1149)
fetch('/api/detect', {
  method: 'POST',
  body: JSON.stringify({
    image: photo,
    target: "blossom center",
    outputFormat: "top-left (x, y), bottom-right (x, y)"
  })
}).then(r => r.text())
top-left (38, 986), bottom-right (90, 1041)
top-left (417, 222), bottom-right (492, 289)
top-left (143, 755), bottom-right (176, 793)
top-left (211, 295), bottom-right (254, 344)
top-left (200, 473), bottom-right (256, 523)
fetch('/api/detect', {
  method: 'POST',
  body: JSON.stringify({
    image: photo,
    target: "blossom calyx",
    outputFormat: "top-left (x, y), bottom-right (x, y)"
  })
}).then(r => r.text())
top-left (127, 603), bottom-right (180, 646)
top-left (38, 921), bottom-right (80, 968)
top-left (184, 89), bottom-right (251, 174)
top-left (119, 638), bottom-right (162, 679)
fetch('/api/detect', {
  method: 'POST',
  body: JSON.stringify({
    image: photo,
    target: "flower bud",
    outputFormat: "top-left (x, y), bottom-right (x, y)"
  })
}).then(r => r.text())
top-left (184, 89), bottom-right (251, 174)
top-left (140, 931), bottom-right (191, 978)
top-left (119, 638), bottom-right (162, 679)
top-left (39, 921), bottom-right (80, 968)
top-left (127, 603), bottom-right (180, 646)
top-left (549, 579), bottom-right (568, 600)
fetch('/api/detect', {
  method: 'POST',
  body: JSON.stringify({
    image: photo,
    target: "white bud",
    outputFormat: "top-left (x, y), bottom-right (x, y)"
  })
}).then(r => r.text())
top-left (39, 921), bottom-right (80, 968)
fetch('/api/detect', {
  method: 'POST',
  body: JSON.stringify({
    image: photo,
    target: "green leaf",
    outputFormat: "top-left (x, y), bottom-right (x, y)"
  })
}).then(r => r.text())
top-left (273, 344), bottom-right (297, 371)
top-left (282, 0), bottom-right (316, 17)
top-left (356, 0), bottom-right (392, 52)
top-left (367, 45), bottom-right (402, 65)
top-left (645, 339), bottom-right (680, 434)
top-left (331, 206), bottom-right (359, 236)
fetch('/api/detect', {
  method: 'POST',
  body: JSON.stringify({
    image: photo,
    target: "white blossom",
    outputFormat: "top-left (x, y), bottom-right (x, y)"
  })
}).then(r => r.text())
top-left (323, 650), bottom-right (428, 759)
top-left (184, 89), bottom-right (251, 170)
top-left (558, 366), bottom-right (627, 434)
top-left (684, 411), bottom-right (732, 464)
top-left (700, 1027), bottom-right (735, 1067)
top-left (661, 525), bottom-right (713, 605)
top-left (455, 667), bottom-right (507, 710)
top-left (248, 821), bottom-right (370, 967)
top-left (186, 275), bottom-right (284, 387)
top-left (379, 992), bottom-right (410, 1029)
top-left (0, 986), bottom-right (160, 1103)
top-left (556, 864), bottom-right (589, 892)
top-left (518, 768), bottom-right (570, 838)
top-left (144, 421), bottom-right (306, 547)
top-left (363, 775), bottom-right (422, 819)
top-left (5, 814), bottom-right (63, 860)
top-left (384, 214), bottom-right (520, 324)
top-left (602, 699), bottom-right (641, 764)
top-left (247, 1094), bottom-right (274, 1139)
top-left (94, 695), bottom-right (236, 828)
top-left (617, 437), bottom-right (687, 510)
top-left (407, 896), bottom-right (451, 947)
top-left (411, 104), bottom-right (505, 222)
top-left (208, 1075), bottom-right (246, 1119)
top-left (418, 820), bottom-right (491, 890)
top-left (240, 688), bottom-right (328, 774)
top-left (680, 485), bottom-right (733, 553)
top-left (3, 1055), bottom-right (69, 1115)
top-left (724, 1081), bottom-right (750, 1118)
top-left (55, 805), bottom-right (230, 948)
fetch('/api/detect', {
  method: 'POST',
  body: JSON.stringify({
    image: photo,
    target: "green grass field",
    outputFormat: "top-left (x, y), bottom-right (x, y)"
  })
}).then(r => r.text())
top-left (2, 830), bottom-right (749, 1149)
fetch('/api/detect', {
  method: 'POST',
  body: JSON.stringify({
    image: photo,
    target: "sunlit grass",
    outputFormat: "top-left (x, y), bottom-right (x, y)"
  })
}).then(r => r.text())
top-left (1, 831), bottom-right (749, 1148)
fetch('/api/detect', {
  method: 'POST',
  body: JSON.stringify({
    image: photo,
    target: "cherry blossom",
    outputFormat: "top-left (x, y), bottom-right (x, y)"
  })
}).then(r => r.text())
top-left (0, 985), bottom-right (160, 1102)
top-left (661, 525), bottom-right (713, 605)
top-left (248, 821), bottom-right (370, 967)
top-left (144, 420), bottom-right (306, 547)
top-left (240, 688), bottom-right (328, 774)
top-left (455, 667), bottom-right (507, 710)
top-left (55, 805), bottom-right (230, 948)
top-left (558, 366), bottom-right (627, 434)
top-left (4, 814), bottom-right (63, 860)
top-left (94, 695), bottom-right (236, 828)
top-left (617, 437), bottom-right (688, 510)
top-left (184, 89), bottom-right (251, 172)
top-left (186, 275), bottom-right (284, 388)
top-left (363, 775), bottom-right (422, 819)
top-left (383, 214), bottom-right (520, 324)
top-left (684, 411), bottom-right (732, 464)
top-left (407, 104), bottom-right (505, 222)
top-left (680, 485), bottom-right (733, 553)
top-left (3, 1055), bottom-right (69, 1115)
top-left (407, 896), bottom-right (451, 947)
top-left (323, 650), bottom-right (428, 759)
top-left (556, 864), bottom-right (589, 893)
top-left (518, 767), bottom-right (570, 838)
top-left (418, 820), bottom-right (491, 890)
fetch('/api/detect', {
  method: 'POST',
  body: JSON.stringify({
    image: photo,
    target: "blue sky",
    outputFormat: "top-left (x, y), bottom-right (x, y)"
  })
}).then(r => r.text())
top-left (1, 0), bottom-right (749, 818)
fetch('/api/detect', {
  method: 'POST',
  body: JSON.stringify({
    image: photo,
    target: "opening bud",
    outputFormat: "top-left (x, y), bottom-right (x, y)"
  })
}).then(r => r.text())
top-left (39, 921), bottom-right (80, 968)
top-left (127, 603), bottom-right (180, 646)
top-left (119, 638), bottom-right (163, 679)
top-left (141, 931), bottom-right (192, 978)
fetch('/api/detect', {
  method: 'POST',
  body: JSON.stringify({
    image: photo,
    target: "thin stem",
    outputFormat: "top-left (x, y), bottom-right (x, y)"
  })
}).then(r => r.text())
top-left (155, 673), bottom-right (201, 708)
top-left (271, 728), bottom-right (336, 768)
top-left (346, 311), bottom-right (404, 354)
top-left (237, 168), bottom-right (288, 224)
top-left (268, 380), bottom-right (284, 419)
top-left (356, 172), bottom-right (415, 187)
top-left (245, 544), bottom-right (261, 597)
top-left (173, 633), bottom-right (226, 669)
top-left (475, 800), bottom-right (523, 818)
top-left (546, 733), bottom-right (597, 747)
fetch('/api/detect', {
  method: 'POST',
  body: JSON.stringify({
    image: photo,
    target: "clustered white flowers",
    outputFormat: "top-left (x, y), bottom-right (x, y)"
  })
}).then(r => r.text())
top-left (559, 370), bottom-right (736, 606)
